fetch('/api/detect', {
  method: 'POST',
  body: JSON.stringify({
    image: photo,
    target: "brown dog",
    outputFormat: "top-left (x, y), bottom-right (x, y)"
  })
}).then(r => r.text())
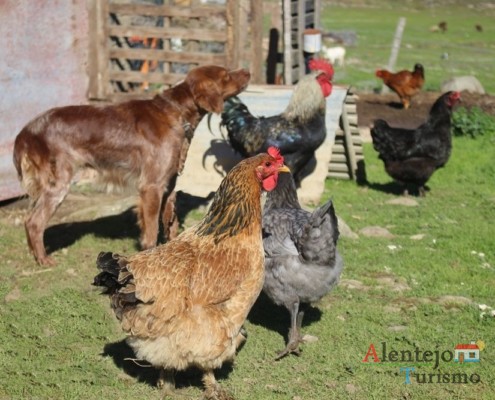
top-left (13, 65), bottom-right (250, 265)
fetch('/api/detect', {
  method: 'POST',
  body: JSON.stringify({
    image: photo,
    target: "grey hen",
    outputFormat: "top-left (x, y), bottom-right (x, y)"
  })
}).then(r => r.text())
top-left (262, 172), bottom-right (343, 359)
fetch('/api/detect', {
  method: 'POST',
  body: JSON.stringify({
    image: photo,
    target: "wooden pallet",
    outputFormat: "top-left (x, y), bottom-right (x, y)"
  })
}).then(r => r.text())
top-left (328, 89), bottom-right (365, 181)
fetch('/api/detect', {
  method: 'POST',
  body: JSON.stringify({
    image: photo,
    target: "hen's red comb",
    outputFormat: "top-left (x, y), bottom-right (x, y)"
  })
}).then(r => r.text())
top-left (308, 58), bottom-right (334, 79)
top-left (267, 146), bottom-right (284, 163)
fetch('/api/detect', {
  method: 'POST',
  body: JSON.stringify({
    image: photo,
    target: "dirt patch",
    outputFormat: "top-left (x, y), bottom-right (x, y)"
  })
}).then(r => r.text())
top-left (356, 90), bottom-right (495, 129)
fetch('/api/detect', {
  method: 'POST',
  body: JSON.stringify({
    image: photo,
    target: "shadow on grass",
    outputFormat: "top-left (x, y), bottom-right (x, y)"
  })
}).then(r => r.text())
top-left (365, 180), bottom-right (430, 197)
top-left (44, 207), bottom-right (140, 255)
top-left (44, 190), bottom-right (214, 256)
top-left (247, 291), bottom-right (322, 346)
top-left (102, 339), bottom-right (234, 390)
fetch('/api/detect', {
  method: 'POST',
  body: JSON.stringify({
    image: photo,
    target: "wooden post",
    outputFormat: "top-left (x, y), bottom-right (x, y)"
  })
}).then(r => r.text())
top-left (297, 0), bottom-right (305, 81)
top-left (382, 17), bottom-right (406, 94)
top-left (87, 0), bottom-right (110, 100)
top-left (250, 0), bottom-right (263, 83)
top-left (282, 0), bottom-right (292, 85)
top-left (341, 96), bottom-right (357, 180)
top-left (226, 0), bottom-right (240, 69)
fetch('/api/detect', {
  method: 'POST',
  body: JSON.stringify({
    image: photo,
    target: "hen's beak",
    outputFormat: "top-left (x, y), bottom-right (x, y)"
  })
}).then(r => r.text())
top-left (278, 165), bottom-right (290, 173)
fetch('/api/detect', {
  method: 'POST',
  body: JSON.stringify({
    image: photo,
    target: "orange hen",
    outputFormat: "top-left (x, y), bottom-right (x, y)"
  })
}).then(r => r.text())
top-left (93, 148), bottom-right (289, 399)
top-left (376, 63), bottom-right (425, 109)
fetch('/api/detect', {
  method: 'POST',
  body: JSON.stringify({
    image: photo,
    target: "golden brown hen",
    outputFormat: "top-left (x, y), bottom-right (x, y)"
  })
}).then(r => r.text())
top-left (93, 147), bottom-right (289, 399)
top-left (376, 63), bottom-right (425, 109)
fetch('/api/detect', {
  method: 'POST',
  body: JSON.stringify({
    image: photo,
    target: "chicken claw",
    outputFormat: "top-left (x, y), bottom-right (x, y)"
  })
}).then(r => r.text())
top-left (202, 370), bottom-right (234, 400)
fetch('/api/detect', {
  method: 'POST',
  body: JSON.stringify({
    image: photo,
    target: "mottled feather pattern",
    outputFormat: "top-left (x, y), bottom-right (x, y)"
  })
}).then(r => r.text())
top-left (262, 172), bottom-right (343, 307)
top-left (92, 151), bottom-right (287, 380)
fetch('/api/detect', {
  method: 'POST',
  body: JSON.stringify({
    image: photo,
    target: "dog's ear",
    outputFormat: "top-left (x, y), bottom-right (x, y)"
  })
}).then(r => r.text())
top-left (191, 80), bottom-right (224, 114)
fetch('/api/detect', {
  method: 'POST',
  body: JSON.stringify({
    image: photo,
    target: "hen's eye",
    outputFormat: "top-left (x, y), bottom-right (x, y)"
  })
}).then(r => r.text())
top-left (265, 161), bottom-right (272, 167)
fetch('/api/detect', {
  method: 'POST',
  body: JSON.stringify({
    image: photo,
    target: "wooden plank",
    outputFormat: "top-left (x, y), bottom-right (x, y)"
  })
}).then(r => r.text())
top-left (101, 0), bottom-right (111, 98)
top-left (108, 25), bottom-right (226, 42)
top-left (87, 0), bottom-right (100, 99)
top-left (283, 0), bottom-right (293, 85)
top-left (250, 0), bottom-right (264, 84)
top-left (328, 171), bottom-right (351, 179)
top-left (331, 144), bottom-right (345, 154)
top-left (328, 163), bottom-right (351, 173)
top-left (314, 0), bottom-right (321, 29)
top-left (341, 97), bottom-right (358, 180)
top-left (347, 115), bottom-right (359, 126)
top-left (226, 0), bottom-right (239, 68)
top-left (108, 3), bottom-right (225, 18)
top-left (329, 153), bottom-right (348, 163)
top-left (238, 0), bottom-right (249, 68)
top-left (109, 70), bottom-right (184, 85)
top-left (109, 48), bottom-right (226, 64)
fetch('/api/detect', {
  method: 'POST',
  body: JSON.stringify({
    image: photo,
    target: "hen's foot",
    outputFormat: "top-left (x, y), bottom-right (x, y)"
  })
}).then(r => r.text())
top-left (235, 326), bottom-right (248, 350)
top-left (274, 339), bottom-right (302, 360)
top-left (202, 384), bottom-right (235, 400)
top-left (202, 370), bottom-right (234, 400)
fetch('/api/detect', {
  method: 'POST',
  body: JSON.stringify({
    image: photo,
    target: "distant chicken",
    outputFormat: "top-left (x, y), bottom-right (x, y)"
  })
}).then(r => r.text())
top-left (376, 63), bottom-right (425, 109)
top-left (371, 91), bottom-right (461, 196)
top-left (262, 172), bottom-right (343, 359)
top-left (93, 148), bottom-right (289, 399)
top-left (220, 59), bottom-right (334, 186)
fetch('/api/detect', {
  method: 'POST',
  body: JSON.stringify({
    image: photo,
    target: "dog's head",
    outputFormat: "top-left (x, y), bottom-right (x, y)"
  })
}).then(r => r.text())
top-left (186, 65), bottom-right (251, 114)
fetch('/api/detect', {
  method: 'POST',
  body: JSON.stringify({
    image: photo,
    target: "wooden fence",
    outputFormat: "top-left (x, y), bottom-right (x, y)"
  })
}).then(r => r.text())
top-left (87, 0), bottom-right (319, 101)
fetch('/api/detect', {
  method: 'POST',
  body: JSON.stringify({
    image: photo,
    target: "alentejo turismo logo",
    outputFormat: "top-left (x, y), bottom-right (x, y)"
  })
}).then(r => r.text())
top-left (362, 340), bottom-right (485, 384)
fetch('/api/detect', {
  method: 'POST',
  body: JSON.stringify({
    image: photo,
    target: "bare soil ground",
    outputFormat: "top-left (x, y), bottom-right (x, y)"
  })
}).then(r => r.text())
top-left (356, 90), bottom-right (495, 129)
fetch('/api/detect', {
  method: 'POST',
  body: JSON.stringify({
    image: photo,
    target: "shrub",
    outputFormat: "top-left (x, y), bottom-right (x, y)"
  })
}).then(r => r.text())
top-left (452, 106), bottom-right (495, 138)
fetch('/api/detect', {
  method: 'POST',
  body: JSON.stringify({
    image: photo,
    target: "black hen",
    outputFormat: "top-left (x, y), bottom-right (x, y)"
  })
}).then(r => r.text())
top-left (371, 91), bottom-right (461, 196)
top-left (220, 59), bottom-right (334, 186)
top-left (262, 172), bottom-right (343, 359)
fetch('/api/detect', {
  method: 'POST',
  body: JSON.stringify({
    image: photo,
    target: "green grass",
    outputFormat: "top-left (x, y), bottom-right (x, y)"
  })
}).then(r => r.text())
top-left (320, 1), bottom-right (495, 94)
top-left (2, 2), bottom-right (495, 396)
top-left (1, 129), bottom-right (494, 399)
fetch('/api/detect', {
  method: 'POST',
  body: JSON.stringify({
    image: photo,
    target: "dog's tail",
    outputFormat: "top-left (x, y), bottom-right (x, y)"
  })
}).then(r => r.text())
top-left (13, 132), bottom-right (52, 200)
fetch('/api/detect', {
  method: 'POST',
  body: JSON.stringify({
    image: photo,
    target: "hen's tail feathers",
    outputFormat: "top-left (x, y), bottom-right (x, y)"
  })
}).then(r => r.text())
top-left (93, 252), bottom-right (138, 320)
top-left (370, 119), bottom-right (393, 157)
top-left (297, 199), bottom-right (340, 265)
top-left (220, 96), bottom-right (254, 131)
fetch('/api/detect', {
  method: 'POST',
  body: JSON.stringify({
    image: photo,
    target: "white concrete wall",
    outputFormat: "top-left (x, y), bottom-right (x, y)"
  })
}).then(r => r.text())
top-left (176, 84), bottom-right (348, 205)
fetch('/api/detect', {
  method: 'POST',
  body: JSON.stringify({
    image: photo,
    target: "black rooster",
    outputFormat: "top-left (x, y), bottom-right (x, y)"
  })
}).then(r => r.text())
top-left (220, 59), bottom-right (334, 186)
top-left (371, 91), bottom-right (461, 196)
top-left (262, 172), bottom-right (343, 359)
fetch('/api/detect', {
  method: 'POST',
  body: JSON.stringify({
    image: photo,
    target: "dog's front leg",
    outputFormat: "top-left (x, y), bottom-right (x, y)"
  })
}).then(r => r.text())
top-left (137, 185), bottom-right (163, 249)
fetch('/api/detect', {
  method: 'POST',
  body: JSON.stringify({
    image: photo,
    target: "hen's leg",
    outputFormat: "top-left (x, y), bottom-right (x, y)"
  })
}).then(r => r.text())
top-left (275, 301), bottom-right (302, 360)
top-left (161, 189), bottom-right (179, 242)
top-left (202, 370), bottom-right (233, 400)
top-left (235, 326), bottom-right (248, 350)
top-left (157, 368), bottom-right (175, 396)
